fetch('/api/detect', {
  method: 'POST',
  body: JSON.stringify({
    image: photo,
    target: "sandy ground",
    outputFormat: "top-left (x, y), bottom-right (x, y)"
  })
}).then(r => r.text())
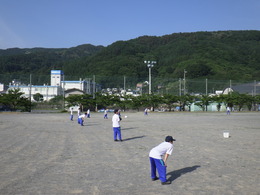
top-left (0, 111), bottom-right (259, 195)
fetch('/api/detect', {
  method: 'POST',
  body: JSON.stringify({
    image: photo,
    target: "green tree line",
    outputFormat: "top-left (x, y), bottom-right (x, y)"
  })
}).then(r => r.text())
top-left (1, 89), bottom-right (259, 112)
top-left (65, 92), bottom-right (260, 112)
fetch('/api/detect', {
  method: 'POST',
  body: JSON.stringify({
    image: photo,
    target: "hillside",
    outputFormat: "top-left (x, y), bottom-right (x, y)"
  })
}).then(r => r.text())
top-left (0, 44), bottom-right (104, 75)
top-left (0, 31), bottom-right (260, 89)
top-left (77, 30), bottom-right (260, 79)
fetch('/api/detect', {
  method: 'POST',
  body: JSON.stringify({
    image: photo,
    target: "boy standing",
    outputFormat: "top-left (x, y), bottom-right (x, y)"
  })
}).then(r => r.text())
top-left (104, 109), bottom-right (108, 119)
top-left (226, 106), bottom-right (231, 115)
top-left (77, 107), bottom-right (81, 124)
top-left (112, 109), bottom-right (122, 141)
top-left (70, 108), bottom-right (74, 121)
top-left (149, 136), bottom-right (176, 185)
top-left (87, 109), bottom-right (90, 118)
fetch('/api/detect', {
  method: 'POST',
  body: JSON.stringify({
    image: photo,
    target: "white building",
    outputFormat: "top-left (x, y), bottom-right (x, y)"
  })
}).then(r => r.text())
top-left (50, 70), bottom-right (64, 87)
top-left (0, 83), bottom-right (4, 92)
top-left (7, 70), bottom-right (99, 101)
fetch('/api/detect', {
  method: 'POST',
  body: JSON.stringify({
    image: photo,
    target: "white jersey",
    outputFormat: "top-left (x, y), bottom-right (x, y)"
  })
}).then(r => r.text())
top-left (112, 114), bottom-right (120, 127)
top-left (79, 114), bottom-right (85, 119)
top-left (149, 142), bottom-right (173, 159)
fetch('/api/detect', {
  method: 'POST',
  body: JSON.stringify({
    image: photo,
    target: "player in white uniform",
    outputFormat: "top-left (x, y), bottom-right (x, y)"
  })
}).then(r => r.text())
top-left (78, 113), bottom-right (86, 126)
top-left (70, 108), bottom-right (74, 121)
top-left (149, 136), bottom-right (176, 185)
top-left (112, 109), bottom-right (122, 141)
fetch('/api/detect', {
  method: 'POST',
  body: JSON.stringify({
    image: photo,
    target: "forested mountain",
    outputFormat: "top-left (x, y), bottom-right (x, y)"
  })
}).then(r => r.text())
top-left (75, 30), bottom-right (260, 80)
top-left (0, 30), bottom-right (260, 87)
top-left (0, 44), bottom-right (104, 75)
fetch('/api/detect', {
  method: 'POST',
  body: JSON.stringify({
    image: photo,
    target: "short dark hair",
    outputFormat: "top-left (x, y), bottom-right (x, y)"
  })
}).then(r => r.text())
top-left (114, 109), bottom-right (119, 113)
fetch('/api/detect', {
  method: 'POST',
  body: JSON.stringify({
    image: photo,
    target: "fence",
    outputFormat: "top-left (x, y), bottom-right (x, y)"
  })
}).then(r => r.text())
top-left (0, 73), bottom-right (259, 96)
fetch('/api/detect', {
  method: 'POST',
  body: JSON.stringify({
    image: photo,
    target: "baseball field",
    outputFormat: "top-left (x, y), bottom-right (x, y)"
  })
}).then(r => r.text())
top-left (0, 111), bottom-right (259, 195)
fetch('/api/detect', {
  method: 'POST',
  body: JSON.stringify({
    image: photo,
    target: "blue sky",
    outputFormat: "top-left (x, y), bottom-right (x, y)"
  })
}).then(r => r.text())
top-left (0, 0), bottom-right (259, 49)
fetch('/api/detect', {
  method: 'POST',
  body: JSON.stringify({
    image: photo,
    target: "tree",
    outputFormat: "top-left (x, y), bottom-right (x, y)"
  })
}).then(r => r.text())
top-left (162, 94), bottom-right (178, 111)
top-left (146, 94), bottom-right (164, 111)
top-left (49, 95), bottom-right (64, 104)
top-left (245, 95), bottom-right (254, 111)
top-left (65, 95), bottom-right (82, 108)
top-left (117, 95), bottom-right (132, 111)
top-left (200, 95), bottom-right (211, 111)
top-left (130, 96), bottom-right (143, 111)
top-left (33, 93), bottom-right (43, 102)
top-left (0, 89), bottom-right (31, 111)
top-left (65, 94), bottom-right (94, 111)
top-left (95, 92), bottom-right (114, 109)
top-left (178, 94), bottom-right (194, 111)
top-left (211, 95), bottom-right (225, 111)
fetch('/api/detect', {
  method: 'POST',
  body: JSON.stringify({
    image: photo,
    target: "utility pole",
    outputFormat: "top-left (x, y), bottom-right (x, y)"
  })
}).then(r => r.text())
top-left (29, 74), bottom-right (32, 112)
top-left (124, 76), bottom-right (126, 91)
top-left (63, 75), bottom-right (65, 110)
top-left (179, 78), bottom-right (182, 96)
top-left (93, 75), bottom-right (96, 99)
top-left (254, 80), bottom-right (256, 96)
top-left (206, 78), bottom-right (208, 95)
top-left (229, 80), bottom-right (232, 94)
top-left (183, 69), bottom-right (187, 95)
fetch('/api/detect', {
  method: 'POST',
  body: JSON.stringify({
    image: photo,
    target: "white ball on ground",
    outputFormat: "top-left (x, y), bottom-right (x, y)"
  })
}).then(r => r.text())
top-left (125, 116), bottom-right (128, 118)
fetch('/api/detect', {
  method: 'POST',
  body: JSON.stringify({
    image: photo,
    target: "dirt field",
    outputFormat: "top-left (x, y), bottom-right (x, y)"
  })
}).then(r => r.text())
top-left (0, 111), bottom-right (259, 195)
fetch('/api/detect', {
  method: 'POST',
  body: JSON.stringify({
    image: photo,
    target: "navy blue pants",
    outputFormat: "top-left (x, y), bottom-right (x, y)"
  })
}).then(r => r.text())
top-left (79, 118), bottom-right (84, 126)
top-left (149, 157), bottom-right (167, 182)
top-left (113, 127), bottom-right (122, 140)
top-left (70, 114), bottom-right (73, 121)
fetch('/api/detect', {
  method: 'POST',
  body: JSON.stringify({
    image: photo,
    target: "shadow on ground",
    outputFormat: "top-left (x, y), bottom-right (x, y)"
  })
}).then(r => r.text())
top-left (121, 127), bottom-right (137, 131)
top-left (123, 135), bottom-right (145, 141)
top-left (167, 165), bottom-right (201, 182)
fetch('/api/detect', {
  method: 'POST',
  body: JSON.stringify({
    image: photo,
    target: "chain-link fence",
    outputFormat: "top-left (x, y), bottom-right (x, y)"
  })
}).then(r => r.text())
top-left (0, 73), bottom-right (259, 96)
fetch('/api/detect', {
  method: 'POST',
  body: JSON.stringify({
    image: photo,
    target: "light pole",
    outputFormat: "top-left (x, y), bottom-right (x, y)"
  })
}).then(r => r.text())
top-left (144, 60), bottom-right (156, 94)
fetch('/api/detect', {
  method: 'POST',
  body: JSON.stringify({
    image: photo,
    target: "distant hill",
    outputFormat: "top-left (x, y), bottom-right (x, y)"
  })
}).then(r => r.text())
top-left (0, 31), bottom-right (260, 88)
top-left (78, 30), bottom-right (260, 79)
top-left (0, 44), bottom-right (104, 75)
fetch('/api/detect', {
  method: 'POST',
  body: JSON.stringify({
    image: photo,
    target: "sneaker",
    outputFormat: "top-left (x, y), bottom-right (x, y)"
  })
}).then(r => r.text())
top-left (114, 139), bottom-right (118, 141)
top-left (161, 180), bottom-right (171, 185)
top-left (120, 139), bottom-right (123, 142)
top-left (152, 177), bottom-right (159, 181)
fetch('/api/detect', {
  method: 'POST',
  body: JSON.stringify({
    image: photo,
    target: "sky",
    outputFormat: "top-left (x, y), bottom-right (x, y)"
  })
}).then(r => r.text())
top-left (0, 0), bottom-right (259, 49)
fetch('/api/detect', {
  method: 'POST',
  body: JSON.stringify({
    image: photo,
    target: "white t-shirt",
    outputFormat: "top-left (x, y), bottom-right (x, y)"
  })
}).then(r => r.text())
top-left (149, 142), bottom-right (173, 159)
top-left (79, 114), bottom-right (85, 119)
top-left (112, 114), bottom-right (120, 127)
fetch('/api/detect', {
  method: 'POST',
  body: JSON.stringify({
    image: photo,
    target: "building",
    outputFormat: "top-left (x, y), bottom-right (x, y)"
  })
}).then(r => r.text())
top-left (7, 70), bottom-right (99, 101)
top-left (0, 83), bottom-right (4, 93)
